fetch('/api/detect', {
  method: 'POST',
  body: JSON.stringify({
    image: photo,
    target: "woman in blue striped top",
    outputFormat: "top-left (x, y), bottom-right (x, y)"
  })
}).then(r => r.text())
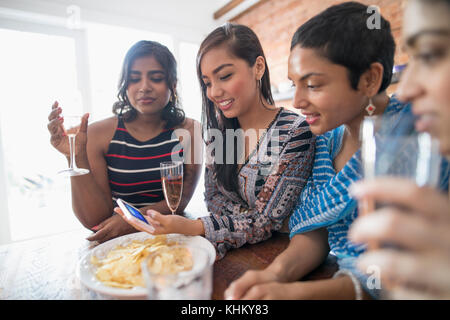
top-left (226, 2), bottom-right (412, 300)
top-left (48, 41), bottom-right (202, 243)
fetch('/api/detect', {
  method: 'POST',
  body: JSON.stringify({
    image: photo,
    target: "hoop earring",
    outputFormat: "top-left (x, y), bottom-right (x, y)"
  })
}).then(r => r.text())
top-left (169, 91), bottom-right (178, 104)
top-left (365, 98), bottom-right (376, 116)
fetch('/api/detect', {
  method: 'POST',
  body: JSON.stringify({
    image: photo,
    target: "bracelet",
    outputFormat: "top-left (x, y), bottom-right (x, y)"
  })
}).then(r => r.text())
top-left (333, 269), bottom-right (363, 300)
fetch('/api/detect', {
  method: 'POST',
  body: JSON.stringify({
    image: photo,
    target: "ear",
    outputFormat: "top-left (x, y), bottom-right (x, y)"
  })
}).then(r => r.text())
top-left (254, 56), bottom-right (266, 81)
top-left (172, 81), bottom-right (177, 93)
top-left (170, 82), bottom-right (177, 98)
top-left (358, 62), bottom-right (384, 97)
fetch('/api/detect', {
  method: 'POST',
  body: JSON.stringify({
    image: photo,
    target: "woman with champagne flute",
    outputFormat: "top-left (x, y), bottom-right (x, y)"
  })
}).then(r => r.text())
top-left (118, 23), bottom-right (316, 260)
top-left (225, 2), bottom-right (417, 300)
top-left (47, 40), bottom-right (202, 243)
top-left (349, 0), bottom-right (450, 299)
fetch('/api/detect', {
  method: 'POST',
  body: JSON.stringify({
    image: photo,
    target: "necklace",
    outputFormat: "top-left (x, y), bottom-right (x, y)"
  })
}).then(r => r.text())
top-left (237, 107), bottom-right (284, 173)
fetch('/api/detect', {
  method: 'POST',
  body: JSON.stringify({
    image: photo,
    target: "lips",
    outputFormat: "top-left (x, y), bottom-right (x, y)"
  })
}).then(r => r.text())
top-left (216, 99), bottom-right (234, 111)
top-left (415, 114), bottom-right (437, 133)
top-left (302, 112), bottom-right (321, 125)
top-left (138, 97), bottom-right (156, 104)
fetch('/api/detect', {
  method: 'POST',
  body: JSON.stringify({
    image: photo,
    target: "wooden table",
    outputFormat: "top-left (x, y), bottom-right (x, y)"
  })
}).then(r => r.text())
top-left (0, 227), bottom-right (337, 300)
top-left (212, 232), bottom-right (338, 299)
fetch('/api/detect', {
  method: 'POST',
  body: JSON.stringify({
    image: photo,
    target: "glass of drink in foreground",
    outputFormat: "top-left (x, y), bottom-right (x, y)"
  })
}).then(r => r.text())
top-left (141, 245), bottom-right (213, 300)
top-left (58, 115), bottom-right (90, 177)
top-left (160, 161), bottom-right (183, 214)
top-left (359, 115), bottom-right (442, 249)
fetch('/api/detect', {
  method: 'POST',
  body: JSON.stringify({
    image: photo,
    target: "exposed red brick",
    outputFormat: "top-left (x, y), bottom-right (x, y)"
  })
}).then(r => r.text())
top-left (231, 0), bottom-right (408, 106)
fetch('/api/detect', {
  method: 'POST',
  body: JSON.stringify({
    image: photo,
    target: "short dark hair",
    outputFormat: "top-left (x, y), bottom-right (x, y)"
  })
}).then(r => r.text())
top-left (113, 40), bottom-right (185, 128)
top-left (291, 1), bottom-right (395, 93)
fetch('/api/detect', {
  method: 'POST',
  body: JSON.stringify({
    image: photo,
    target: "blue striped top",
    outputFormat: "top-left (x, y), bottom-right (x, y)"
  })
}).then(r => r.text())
top-left (106, 117), bottom-right (183, 208)
top-left (289, 95), bottom-right (450, 298)
top-left (289, 96), bottom-right (412, 257)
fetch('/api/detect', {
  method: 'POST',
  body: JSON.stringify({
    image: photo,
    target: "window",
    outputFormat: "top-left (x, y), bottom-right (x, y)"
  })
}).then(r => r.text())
top-left (0, 22), bottom-right (202, 243)
top-left (0, 27), bottom-right (81, 241)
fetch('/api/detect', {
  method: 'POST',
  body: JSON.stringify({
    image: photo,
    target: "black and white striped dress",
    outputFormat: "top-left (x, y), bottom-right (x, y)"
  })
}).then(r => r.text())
top-left (105, 117), bottom-right (183, 208)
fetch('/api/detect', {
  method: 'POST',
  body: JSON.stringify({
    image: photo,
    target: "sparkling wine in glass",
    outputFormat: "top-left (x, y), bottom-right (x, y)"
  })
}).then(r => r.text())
top-left (160, 161), bottom-right (183, 215)
top-left (58, 115), bottom-right (90, 177)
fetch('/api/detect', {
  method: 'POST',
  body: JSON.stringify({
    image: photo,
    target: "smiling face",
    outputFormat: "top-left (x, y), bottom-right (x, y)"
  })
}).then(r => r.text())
top-left (397, 0), bottom-right (450, 155)
top-left (126, 55), bottom-right (171, 116)
top-left (288, 45), bottom-right (368, 135)
top-left (199, 46), bottom-right (262, 119)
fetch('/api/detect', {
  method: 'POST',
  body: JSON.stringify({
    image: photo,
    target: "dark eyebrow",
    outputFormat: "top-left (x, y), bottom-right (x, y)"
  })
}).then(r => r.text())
top-left (130, 70), bottom-right (165, 76)
top-left (406, 29), bottom-right (450, 47)
top-left (299, 72), bottom-right (325, 81)
top-left (202, 63), bottom-right (234, 79)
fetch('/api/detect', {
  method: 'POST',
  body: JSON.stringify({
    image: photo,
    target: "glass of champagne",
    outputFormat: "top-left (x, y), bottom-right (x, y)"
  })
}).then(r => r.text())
top-left (58, 115), bottom-right (90, 177)
top-left (160, 161), bottom-right (183, 214)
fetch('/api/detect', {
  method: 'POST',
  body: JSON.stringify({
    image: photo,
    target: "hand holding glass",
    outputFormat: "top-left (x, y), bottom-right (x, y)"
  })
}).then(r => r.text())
top-left (359, 115), bottom-right (442, 248)
top-left (58, 115), bottom-right (90, 176)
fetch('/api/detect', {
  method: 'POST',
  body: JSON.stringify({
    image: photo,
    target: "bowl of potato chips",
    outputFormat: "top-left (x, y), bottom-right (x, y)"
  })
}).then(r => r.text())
top-left (77, 232), bottom-right (216, 299)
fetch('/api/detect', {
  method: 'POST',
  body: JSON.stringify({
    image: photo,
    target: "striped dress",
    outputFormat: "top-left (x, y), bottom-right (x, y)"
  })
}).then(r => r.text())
top-left (105, 117), bottom-right (183, 208)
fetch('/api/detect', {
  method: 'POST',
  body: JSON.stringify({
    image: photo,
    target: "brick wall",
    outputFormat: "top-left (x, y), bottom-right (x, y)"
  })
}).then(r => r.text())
top-left (231, 0), bottom-right (408, 108)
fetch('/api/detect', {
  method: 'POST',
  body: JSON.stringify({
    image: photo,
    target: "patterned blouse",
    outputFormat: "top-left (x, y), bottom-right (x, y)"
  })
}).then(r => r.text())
top-left (200, 108), bottom-right (315, 259)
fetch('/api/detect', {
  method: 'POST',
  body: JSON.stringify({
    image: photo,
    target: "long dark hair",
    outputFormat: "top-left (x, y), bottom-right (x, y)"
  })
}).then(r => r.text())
top-left (196, 23), bottom-right (274, 192)
top-left (112, 40), bottom-right (185, 128)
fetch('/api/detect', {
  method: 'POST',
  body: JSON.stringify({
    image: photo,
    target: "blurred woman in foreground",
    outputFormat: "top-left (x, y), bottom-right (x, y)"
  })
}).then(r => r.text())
top-left (350, 0), bottom-right (450, 299)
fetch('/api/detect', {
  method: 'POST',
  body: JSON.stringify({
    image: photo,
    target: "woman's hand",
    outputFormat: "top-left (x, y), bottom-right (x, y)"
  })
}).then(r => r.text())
top-left (86, 214), bottom-right (138, 243)
top-left (224, 269), bottom-right (281, 300)
top-left (47, 101), bottom-right (89, 158)
top-left (227, 279), bottom-right (335, 300)
top-left (114, 208), bottom-right (204, 236)
top-left (349, 177), bottom-right (450, 299)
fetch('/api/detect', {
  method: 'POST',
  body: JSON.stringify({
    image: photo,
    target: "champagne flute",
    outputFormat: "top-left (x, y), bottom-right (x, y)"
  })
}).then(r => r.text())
top-left (58, 115), bottom-right (90, 177)
top-left (160, 161), bottom-right (183, 215)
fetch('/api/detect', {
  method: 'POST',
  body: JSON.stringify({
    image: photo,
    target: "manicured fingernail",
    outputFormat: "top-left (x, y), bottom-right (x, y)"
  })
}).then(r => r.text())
top-left (147, 210), bottom-right (155, 218)
top-left (92, 225), bottom-right (100, 231)
top-left (224, 292), bottom-right (234, 300)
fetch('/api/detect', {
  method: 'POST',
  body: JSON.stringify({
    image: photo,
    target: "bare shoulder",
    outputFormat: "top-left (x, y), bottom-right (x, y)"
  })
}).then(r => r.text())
top-left (88, 116), bottom-right (117, 136)
top-left (87, 116), bottom-right (118, 152)
top-left (176, 117), bottom-right (200, 132)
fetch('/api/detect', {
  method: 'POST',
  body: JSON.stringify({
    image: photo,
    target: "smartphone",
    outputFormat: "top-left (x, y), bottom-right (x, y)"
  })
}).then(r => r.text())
top-left (116, 198), bottom-right (154, 233)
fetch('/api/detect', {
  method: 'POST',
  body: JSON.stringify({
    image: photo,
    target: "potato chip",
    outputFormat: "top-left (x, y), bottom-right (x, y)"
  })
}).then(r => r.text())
top-left (90, 235), bottom-right (193, 289)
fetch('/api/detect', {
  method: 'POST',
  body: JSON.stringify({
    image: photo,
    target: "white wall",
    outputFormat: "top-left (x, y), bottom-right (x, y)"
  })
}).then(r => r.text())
top-left (0, 0), bottom-right (225, 42)
top-left (0, 119), bottom-right (11, 245)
